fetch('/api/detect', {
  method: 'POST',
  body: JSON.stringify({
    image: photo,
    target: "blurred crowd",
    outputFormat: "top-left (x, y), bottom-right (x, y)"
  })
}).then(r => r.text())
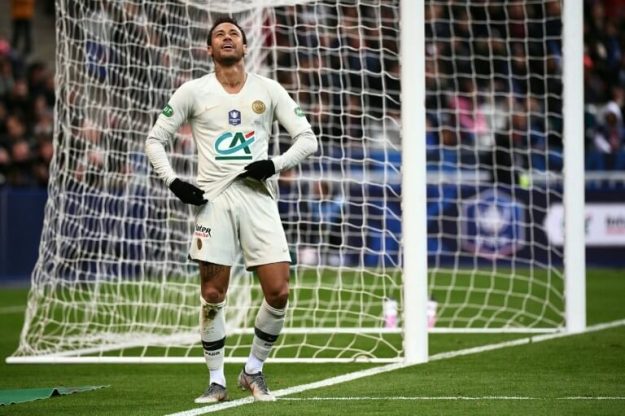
top-left (273, 0), bottom-right (625, 183)
top-left (2, 0), bottom-right (625, 190)
top-left (424, 1), bottom-right (564, 185)
top-left (272, 2), bottom-right (401, 154)
top-left (0, 0), bottom-right (55, 188)
top-left (0, 37), bottom-right (55, 187)
top-left (584, 0), bottom-right (625, 170)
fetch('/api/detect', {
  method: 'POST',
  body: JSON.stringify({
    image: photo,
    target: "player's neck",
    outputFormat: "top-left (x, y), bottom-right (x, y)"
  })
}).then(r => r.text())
top-left (215, 63), bottom-right (247, 94)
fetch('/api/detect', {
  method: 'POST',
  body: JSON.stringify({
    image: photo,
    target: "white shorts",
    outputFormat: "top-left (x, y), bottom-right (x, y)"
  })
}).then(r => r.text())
top-left (188, 178), bottom-right (291, 269)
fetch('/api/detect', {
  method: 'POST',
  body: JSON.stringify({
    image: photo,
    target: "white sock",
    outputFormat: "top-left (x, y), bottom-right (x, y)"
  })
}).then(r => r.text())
top-left (209, 368), bottom-right (226, 388)
top-left (245, 352), bottom-right (265, 374)
top-left (200, 297), bottom-right (227, 387)
top-left (245, 299), bottom-right (286, 374)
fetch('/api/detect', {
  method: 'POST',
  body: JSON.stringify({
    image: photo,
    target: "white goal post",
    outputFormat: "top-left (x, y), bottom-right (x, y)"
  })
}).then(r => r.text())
top-left (562, 0), bottom-right (586, 333)
top-left (7, 0), bottom-right (584, 365)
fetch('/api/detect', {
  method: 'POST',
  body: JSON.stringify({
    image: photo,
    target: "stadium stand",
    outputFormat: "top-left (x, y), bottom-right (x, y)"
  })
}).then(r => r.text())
top-left (2, 1), bottom-right (625, 190)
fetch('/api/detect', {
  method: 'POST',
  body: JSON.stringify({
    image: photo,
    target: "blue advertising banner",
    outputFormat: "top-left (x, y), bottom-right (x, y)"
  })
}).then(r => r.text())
top-left (1, 185), bottom-right (624, 282)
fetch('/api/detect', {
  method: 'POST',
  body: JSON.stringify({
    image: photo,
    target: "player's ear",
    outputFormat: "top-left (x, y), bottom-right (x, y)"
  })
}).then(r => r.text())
top-left (207, 44), bottom-right (213, 58)
top-left (242, 43), bottom-right (247, 56)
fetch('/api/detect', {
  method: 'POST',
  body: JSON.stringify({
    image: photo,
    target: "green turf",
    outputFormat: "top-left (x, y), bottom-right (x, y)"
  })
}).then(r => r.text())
top-left (1, 269), bottom-right (624, 415)
top-left (10, 267), bottom-right (568, 362)
top-left (218, 326), bottom-right (625, 416)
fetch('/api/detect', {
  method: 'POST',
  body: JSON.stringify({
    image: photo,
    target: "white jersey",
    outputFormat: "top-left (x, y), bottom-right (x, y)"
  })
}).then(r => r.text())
top-left (148, 72), bottom-right (312, 200)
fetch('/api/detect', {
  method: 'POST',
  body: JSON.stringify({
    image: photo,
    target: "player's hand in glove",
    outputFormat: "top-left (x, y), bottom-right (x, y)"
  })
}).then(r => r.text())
top-left (169, 178), bottom-right (207, 206)
top-left (239, 159), bottom-right (275, 181)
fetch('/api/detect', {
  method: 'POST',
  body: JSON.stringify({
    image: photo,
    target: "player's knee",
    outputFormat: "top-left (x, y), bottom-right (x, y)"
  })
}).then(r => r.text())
top-left (201, 285), bottom-right (226, 304)
top-left (265, 286), bottom-right (289, 309)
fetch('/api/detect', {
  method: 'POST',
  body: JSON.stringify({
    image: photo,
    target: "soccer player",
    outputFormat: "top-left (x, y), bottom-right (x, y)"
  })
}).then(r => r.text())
top-left (145, 17), bottom-right (318, 403)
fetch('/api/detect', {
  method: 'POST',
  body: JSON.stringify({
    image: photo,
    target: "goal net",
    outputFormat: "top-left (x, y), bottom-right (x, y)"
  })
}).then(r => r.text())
top-left (424, 0), bottom-right (567, 332)
top-left (9, 0), bottom-right (567, 364)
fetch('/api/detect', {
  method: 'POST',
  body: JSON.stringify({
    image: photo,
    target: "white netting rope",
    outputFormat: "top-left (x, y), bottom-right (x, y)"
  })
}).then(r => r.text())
top-left (13, 0), bottom-right (565, 363)
top-left (15, 1), bottom-right (404, 362)
top-left (425, 0), bottom-right (564, 329)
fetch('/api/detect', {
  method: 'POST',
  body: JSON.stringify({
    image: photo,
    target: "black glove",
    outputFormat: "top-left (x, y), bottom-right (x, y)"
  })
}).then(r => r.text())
top-left (239, 159), bottom-right (275, 181)
top-left (169, 178), bottom-right (207, 205)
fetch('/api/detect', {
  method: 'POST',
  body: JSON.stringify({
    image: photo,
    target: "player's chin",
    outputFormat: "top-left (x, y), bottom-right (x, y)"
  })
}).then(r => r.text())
top-left (215, 52), bottom-right (244, 66)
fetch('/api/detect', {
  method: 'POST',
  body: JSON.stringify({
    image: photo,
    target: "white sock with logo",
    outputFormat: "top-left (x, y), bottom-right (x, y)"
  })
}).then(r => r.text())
top-left (245, 299), bottom-right (286, 374)
top-left (200, 297), bottom-right (226, 387)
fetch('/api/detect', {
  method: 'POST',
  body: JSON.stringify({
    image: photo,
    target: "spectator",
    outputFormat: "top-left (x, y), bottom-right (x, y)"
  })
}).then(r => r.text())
top-left (486, 109), bottom-right (534, 188)
top-left (0, 53), bottom-right (16, 98)
top-left (0, 145), bottom-right (9, 185)
top-left (300, 180), bottom-right (345, 266)
top-left (7, 139), bottom-right (35, 186)
top-left (437, 120), bottom-right (461, 172)
top-left (3, 114), bottom-right (31, 147)
top-left (6, 78), bottom-right (30, 116)
top-left (10, 0), bottom-right (35, 57)
top-left (479, 81), bottom-right (512, 150)
top-left (593, 101), bottom-right (625, 167)
top-left (31, 95), bottom-right (53, 137)
top-left (449, 78), bottom-right (489, 146)
top-left (27, 62), bottom-right (48, 98)
top-left (0, 102), bottom-right (7, 136)
top-left (32, 134), bottom-right (53, 186)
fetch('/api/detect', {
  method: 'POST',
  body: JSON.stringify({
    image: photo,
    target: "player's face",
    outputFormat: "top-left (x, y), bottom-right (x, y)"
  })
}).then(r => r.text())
top-left (208, 23), bottom-right (246, 66)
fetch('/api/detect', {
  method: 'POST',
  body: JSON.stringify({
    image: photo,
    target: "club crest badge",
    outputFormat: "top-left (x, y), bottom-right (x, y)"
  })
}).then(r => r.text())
top-left (228, 109), bottom-right (241, 126)
top-left (252, 100), bottom-right (266, 114)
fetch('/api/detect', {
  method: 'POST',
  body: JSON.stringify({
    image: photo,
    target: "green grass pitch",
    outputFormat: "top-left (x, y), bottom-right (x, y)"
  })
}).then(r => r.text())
top-left (1, 269), bottom-right (624, 415)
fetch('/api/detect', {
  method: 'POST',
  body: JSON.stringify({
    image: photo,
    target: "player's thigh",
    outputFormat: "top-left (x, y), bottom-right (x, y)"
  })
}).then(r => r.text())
top-left (238, 189), bottom-right (290, 269)
top-left (189, 197), bottom-right (238, 266)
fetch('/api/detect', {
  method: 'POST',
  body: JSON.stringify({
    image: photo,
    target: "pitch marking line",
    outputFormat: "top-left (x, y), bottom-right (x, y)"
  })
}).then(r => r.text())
top-left (165, 318), bottom-right (625, 416)
top-left (281, 396), bottom-right (625, 401)
top-left (0, 305), bottom-right (25, 314)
